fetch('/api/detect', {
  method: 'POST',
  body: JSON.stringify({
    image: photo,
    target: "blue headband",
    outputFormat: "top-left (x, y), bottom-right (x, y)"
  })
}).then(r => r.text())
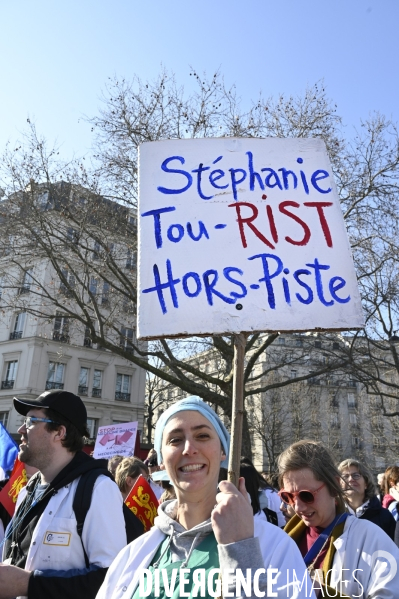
top-left (154, 396), bottom-right (230, 468)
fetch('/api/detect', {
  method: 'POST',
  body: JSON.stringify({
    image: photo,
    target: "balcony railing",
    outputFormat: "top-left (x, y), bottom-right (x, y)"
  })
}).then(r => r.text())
top-left (19, 286), bottom-right (30, 295)
top-left (78, 385), bottom-right (88, 396)
top-left (53, 331), bottom-right (70, 343)
top-left (83, 337), bottom-right (92, 348)
top-left (92, 388), bottom-right (102, 398)
top-left (45, 381), bottom-right (64, 390)
top-left (115, 391), bottom-right (130, 402)
top-left (1, 380), bottom-right (14, 389)
top-left (10, 331), bottom-right (22, 340)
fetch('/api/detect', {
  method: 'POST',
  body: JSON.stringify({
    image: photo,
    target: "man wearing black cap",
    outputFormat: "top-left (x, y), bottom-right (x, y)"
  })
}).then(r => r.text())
top-left (0, 389), bottom-right (127, 599)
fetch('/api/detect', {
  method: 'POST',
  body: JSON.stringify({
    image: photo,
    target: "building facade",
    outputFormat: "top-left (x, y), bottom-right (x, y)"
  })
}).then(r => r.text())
top-left (0, 181), bottom-right (146, 441)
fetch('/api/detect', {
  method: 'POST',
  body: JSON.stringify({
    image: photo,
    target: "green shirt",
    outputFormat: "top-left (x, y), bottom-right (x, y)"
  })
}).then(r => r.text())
top-left (132, 533), bottom-right (220, 599)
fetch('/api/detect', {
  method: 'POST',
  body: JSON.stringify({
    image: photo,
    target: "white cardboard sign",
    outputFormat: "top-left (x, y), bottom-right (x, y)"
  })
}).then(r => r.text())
top-left (93, 421), bottom-right (138, 460)
top-left (138, 138), bottom-right (364, 339)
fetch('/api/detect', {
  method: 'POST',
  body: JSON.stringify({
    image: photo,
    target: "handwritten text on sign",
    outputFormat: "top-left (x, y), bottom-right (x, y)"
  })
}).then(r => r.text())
top-left (138, 138), bottom-right (364, 339)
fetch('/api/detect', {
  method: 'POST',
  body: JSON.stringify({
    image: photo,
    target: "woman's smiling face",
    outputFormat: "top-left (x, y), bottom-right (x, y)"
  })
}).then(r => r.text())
top-left (161, 410), bottom-right (225, 500)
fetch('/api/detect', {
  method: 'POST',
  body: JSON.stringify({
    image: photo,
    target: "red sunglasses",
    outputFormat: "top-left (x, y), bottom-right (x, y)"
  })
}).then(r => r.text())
top-left (278, 483), bottom-right (325, 506)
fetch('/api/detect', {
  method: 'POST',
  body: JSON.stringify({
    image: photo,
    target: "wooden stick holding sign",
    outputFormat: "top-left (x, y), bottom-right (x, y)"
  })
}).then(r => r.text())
top-left (137, 137), bottom-right (364, 487)
top-left (227, 332), bottom-right (248, 487)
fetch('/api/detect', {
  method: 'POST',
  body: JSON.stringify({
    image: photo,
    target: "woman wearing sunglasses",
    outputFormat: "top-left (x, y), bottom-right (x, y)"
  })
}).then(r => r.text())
top-left (278, 440), bottom-right (399, 598)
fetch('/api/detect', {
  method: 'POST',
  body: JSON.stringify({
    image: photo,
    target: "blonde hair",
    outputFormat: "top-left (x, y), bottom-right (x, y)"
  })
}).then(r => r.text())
top-left (115, 457), bottom-right (147, 494)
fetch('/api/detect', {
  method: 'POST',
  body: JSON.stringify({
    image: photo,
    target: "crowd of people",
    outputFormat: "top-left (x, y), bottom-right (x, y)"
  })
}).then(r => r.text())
top-left (0, 389), bottom-right (399, 598)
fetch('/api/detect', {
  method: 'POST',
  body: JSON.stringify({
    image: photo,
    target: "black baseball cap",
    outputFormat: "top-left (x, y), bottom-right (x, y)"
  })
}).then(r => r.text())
top-left (13, 389), bottom-right (88, 435)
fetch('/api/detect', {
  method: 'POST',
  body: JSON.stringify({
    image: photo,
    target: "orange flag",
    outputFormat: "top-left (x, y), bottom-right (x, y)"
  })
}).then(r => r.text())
top-left (0, 458), bottom-right (27, 516)
top-left (124, 474), bottom-right (159, 532)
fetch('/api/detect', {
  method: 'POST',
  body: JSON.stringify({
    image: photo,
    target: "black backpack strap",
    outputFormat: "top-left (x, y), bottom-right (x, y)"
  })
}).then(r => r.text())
top-left (73, 469), bottom-right (112, 567)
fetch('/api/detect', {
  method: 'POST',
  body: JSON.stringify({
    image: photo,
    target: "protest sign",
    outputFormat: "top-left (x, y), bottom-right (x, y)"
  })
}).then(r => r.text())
top-left (93, 421), bottom-right (138, 460)
top-left (138, 137), bottom-right (364, 340)
top-left (124, 474), bottom-right (159, 532)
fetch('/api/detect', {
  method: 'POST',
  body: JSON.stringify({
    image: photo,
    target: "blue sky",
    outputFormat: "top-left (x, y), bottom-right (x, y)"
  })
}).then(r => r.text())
top-left (1, 0), bottom-right (398, 159)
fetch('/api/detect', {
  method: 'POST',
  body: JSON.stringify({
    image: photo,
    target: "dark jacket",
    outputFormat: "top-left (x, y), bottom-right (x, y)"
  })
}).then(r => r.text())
top-left (358, 495), bottom-right (396, 541)
top-left (3, 452), bottom-right (126, 599)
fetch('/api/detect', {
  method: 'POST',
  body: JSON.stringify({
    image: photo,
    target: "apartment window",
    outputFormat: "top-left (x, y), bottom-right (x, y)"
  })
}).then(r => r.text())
top-left (331, 413), bottom-right (339, 428)
top-left (67, 227), bottom-right (79, 244)
top-left (78, 367), bottom-right (89, 396)
top-left (347, 393), bottom-right (356, 409)
top-left (295, 339), bottom-right (303, 347)
top-left (107, 243), bottom-right (115, 256)
top-left (86, 418), bottom-right (98, 439)
top-left (0, 411), bottom-right (9, 428)
top-left (278, 337), bottom-right (285, 344)
top-left (102, 281), bottom-right (110, 305)
top-left (2, 361), bottom-right (18, 390)
top-left (10, 313), bottom-right (26, 340)
top-left (92, 369), bottom-right (102, 397)
top-left (115, 374), bottom-right (131, 401)
top-left (93, 241), bottom-right (101, 260)
top-left (315, 341), bottom-right (322, 349)
top-left (83, 325), bottom-right (92, 347)
top-left (88, 277), bottom-right (98, 298)
top-left (46, 362), bottom-right (65, 390)
top-left (349, 413), bottom-right (358, 427)
top-left (333, 342), bottom-right (339, 350)
top-left (20, 269), bottom-right (33, 294)
top-left (126, 249), bottom-right (137, 270)
top-left (0, 276), bottom-right (3, 300)
top-left (290, 370), bottom-right (297, 379)
top-left (120, 327), bottom-right (134, 353)
top-left (60, 269), bottom-right (76, 296)
top-left (351, 436), bottom-right (360, 449)
top-left (53, 313), bottom-right (70, 343)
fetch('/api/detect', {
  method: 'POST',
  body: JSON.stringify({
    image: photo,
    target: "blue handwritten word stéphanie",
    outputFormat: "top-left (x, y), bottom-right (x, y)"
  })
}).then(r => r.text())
top-left (142, 255), bottom-right (350, 315)
top-left (156, 152), bottom-right (331, 201)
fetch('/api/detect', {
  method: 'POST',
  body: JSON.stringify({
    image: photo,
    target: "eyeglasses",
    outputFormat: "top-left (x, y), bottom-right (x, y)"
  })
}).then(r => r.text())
top-left (341, 472), bottom-right (362, 481)
top-left (278, 483), bottom-right (325, 506)
top-left (23, 417), bottom-right (60, 429)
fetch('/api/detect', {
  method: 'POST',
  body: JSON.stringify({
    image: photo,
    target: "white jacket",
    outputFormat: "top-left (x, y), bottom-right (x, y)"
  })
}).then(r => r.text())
top-left (327, 515), bottom-right (399, 598)
top-left (3, 474), bottom-right (127, 599)
top-left (96, 518), bottom-right (316, 599)
top-left (4, 474), bottom-right (126, 572)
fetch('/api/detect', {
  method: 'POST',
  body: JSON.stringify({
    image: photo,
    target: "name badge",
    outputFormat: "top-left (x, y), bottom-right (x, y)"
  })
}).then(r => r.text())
top-left (43, 531), bottom-right (71, 546)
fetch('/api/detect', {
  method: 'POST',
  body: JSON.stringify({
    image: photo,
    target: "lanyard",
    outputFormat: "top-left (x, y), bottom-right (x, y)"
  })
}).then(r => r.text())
top-left (304, 513), bottom-right (348, 566)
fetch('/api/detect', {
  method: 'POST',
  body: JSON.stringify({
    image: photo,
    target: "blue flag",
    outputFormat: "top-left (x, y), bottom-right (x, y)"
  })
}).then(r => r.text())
top-left (0, 422), bottom-right (18, 477)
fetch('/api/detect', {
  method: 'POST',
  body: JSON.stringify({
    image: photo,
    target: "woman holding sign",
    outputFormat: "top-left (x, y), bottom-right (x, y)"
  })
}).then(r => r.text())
top-left (97, 397), bottom-right (314, 599)
top-left (278, 440), bottom-right (399, 598)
